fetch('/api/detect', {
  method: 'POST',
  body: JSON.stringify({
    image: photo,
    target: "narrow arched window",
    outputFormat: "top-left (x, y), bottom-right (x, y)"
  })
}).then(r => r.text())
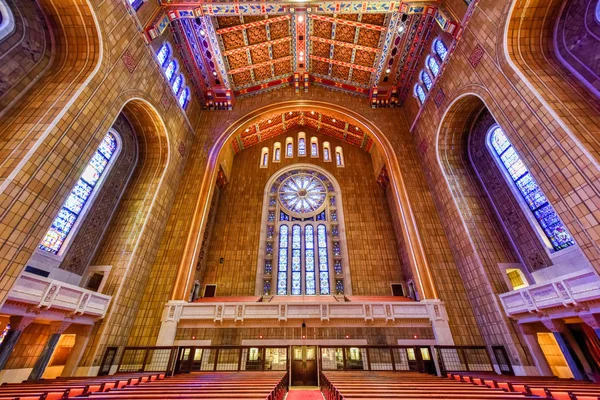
top-left (489, 126), bottom-right (574, 251)
top-left (317, 224), bottom-right (330, 294)
top-left (335, 146), bottom-right (344, 167)
top-left (421, 70), bottom-right (433, 91)
top-left (323, 142), bottom-right (331, 162)
top-left (273, 142), bottom-right (281, 162)
top-left (157, 44), bottom-right (170, 67)
top-left (178, 88), bottom-right (190, 109)
top-left (277, 225), bottom-right (289, 294)
top-left (129, 0), bottom-right (144, 11)
top-left (285, 137), bottom-right (293, 157)
top-left (0, 0), bottom-right (16, 42)
top-left (310, 137), bottom-right (319, 157)
top-left (165, 60), bottom-right (177, 82)
top-left (172, 75), bottom-right (183, 95)
top-left (427, 55), bottom-right (440, 77)
top-left (434, 39), bottom-right (448, 61)
top-left (260, 147), bottom-right (269, 168)
top-left (39, 132), bottom-right (119, 254)
top-left (298, 132), bottom-right (306, 156)
top-left (415, 84), bottom-right (426, 105)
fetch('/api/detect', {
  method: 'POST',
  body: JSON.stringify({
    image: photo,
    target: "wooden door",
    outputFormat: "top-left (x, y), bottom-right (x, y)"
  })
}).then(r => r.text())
top-left (291, 346), bottom-right (318, 386)
top-left (98, 347), bottom-right (117, 376)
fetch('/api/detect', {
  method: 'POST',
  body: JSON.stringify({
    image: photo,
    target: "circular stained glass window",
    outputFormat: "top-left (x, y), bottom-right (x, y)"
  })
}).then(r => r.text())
top-left (278, 173), bottom-right (327, 214)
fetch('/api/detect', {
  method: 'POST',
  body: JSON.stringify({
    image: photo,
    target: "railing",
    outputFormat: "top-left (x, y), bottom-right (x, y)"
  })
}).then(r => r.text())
top-left (435, 346), bottom-right (495, 374)
top-left (267, 371), bottom-right (289, 400)
top-left (3, 272), bottom-right (112, 322)
top-left (117, 347), bottom-right (177, 375)
top-left (320, 371), bottom-right (345, 400)
top-left (499, 269), bottom-right (600, 319)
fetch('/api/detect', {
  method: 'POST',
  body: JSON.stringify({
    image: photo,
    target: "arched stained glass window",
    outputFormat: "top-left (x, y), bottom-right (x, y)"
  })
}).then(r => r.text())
top-left (277, 225), bottom-right (289, 295)
top-left (129, 0), bottom-right (143, 11)
top-left (305, 225), bottom-right (316, 295)
top-left (286, 142), bottom-right (293, 157)
top-left (165, 60), bottom-right (177, 82)
top-left (298, 137), bottom-right (306, 156)
top-left (415, 84), bottom-right (426, 105)
top-left (434, 39), bottom-right (448, 61)
top-left (157, 44), bottom-right (170, 67)
top-left (421, 70), bottom-right (433, 91)
top-left (172, 75), bottom-right (183, 95)
top-left (489, 126), bottom-right (575, 251)
top-left (178, 88), bottom-right (190, 109)
top-left (39, 132), bottom-right (118, 254)
top-left (427, 55), bottom-right (440, 77)
top-left (317, 225), bottom-right (330, 295)
top-left (291, 225), bottom-right (302, 295)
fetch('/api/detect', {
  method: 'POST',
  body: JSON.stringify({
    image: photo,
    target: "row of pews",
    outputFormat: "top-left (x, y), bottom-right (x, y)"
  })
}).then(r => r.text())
top-left (449, 372), bottom-right (600, 400)
top-left (0, 371), bottom-right (288, 400)
top-left (321, 371), bottom-right (541, 399)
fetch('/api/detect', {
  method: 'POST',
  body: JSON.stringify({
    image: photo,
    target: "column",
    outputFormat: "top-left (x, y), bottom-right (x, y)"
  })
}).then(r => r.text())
top-left (542, 319), bottom-right (585, 381)
top-left (28, 321), bottom-right (71, 381)
top-left (0, 316), bottom-right (36, 371)
top-left (60, 325), bottom-right (93, 377)
top-left (580, 313), bottom-right (600, 339)
top-left (518, 323), bottom-right (553, 376)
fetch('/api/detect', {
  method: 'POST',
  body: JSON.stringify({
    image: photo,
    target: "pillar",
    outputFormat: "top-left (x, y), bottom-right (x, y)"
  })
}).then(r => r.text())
top-left (28, 321), bottom-right (71, 381)
top-left (60, 325), bottom-right (92, 377)
top-left (518, 323), bottom-right (553, 376)
top-left (542, 319), bottom-right (585, 381)
top-left (0, 316), bottom-right (35, 371)
top-left (580, 314), bottom-right (600, 339)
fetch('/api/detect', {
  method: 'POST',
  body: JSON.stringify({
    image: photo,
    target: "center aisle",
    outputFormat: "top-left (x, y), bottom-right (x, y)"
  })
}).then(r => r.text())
top-left (286, 388), bottom-right (324, 400)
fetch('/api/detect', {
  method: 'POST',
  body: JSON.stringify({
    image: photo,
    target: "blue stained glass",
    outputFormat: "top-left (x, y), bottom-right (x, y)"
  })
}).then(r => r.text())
top-left (157, 44), bottom-right (170, 67)
top-left (277, 225), bottom-right (289, 294)
top-left (324, 148), bottom-right (330, 161)
top-left (263, 280), bottom-right (271, 295)
top-left (165, 60), bottom-right (177, 82)
top-left (317, 225), bottom-right (330, 295)
top-left (421, 71), bottom-right (433, 91)
top-left (178, 88), bottom-right (190, 108)
top-left (317, 211), bottom-right (326, 221)
top-left (336, 279), bottom-right (344, 295)
top-left (434, 39), bottom-right (448, 61)
top-left (280, 211), bottom-right (289, 221)
top-left (311, 143), bottom-right (318, 157)
top-left (40, 132), bottom-right (118, 254)
top-left (427, 56), bottom-right (440, 77)
top-left (490, 126), bottom-right (574, 251)
top-left (287, 143), bottom-right (293, 157)
top-left (298, 138), bottom-right (306, 156)
top-left (305, 225), bottom-right (316, 295)
top-left (275, 147), bottom-right (281, 161)
top-left (336, 151), bottom-right (343, 166)
top-left (173, 75), bottom-right (183, 95)
top-left (415, 84), bottom-right (426, 105)
top-left (291, 225), bottom-right (301, 295)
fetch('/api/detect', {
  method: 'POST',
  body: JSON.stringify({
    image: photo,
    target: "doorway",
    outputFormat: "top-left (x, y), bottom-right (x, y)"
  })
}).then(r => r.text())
top-left (291, 346), bottom-right (318, 386)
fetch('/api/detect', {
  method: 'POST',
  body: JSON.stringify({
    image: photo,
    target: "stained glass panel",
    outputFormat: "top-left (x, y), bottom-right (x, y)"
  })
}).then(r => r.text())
top-left (434, 39), bottom-right (448, 61)
top-left (311, 143), bottom-right (318, 157)
top-left (415, 85), bottom-right (426, 104)
top-left (279, 174), bottom-right (327, 214)
top-left (336, 152), bottom-right (343, 167)
top-left (298, 138), bottom-right (306, 156)
top-left (286, 143), bottom-right (293, 157)
top-left (40, 132), bottom-right (118, 254)
top-left (427, 56), bottom-right (440, 77)
top-left (173, 75), bottom-right (183, 95)
top-left (165, 60), bottom-right (177, 82)
top-left (421, 71), bottom-right (432, 91)
top-left (291, 225), bottom-right (302, 295)
top-left (317, 225), bottom-right (330, 295)
top-left (178, 88), bottom-right (190, 108)
top-left (157, 44), bottom-right (170, 67)
top-left (305, 225), bottom-right (316, 295)
top-left (275, 148), bottom-right (281, 161)
top-left (490, 126), bottom-right (574, 251)
top-left (324, 148), bottom-right (330, 161)
top-left (277, 225), bottom-right (289, 295)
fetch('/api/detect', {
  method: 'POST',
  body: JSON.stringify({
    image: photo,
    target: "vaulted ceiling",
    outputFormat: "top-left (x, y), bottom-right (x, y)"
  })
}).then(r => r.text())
top-left (147, 1), bottom-right (459, 110)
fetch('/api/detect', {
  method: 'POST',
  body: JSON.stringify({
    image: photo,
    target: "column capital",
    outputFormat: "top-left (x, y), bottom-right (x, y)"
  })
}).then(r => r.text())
top-left (9, 316), bottom-right (36, 331)
top-left (49, 321), bottom-right (71, 335)
top-left (580, 313), bottom-right (600, 329)
top-left (541, 318), bottom-right (566, 333)
top-left (518, 323), bottom-right (539, 335)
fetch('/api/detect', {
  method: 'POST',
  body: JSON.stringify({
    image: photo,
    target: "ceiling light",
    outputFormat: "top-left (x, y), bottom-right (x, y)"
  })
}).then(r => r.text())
top-left (311, 111), bottom-right (315, 115)
top-left (289, 111), bottom-right (293, 115)
top-left (245, 128), bottom-right (250, 132)
top-left (298, 15), bottom-right (304, 22)
top-left (212, 71), bottom-right (217, 76)
top-left (398, 24), bottom-right (405, 34)
top-left (268, 119), bottom-right (272, 123)
top-left (199, 29), bottom-right (206, 36)
top-left (300, 51), bottom-right (304, 56)
top-left (385, 68), bottom-right (391, 74)
top-left (332, 118), bottom-right (336, 123)
top-left (355, 127), bottom-right (359, 130)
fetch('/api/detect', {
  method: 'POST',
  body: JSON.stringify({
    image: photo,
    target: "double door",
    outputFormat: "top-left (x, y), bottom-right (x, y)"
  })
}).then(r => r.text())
top-left (291, 346), bottom-right (318, 386)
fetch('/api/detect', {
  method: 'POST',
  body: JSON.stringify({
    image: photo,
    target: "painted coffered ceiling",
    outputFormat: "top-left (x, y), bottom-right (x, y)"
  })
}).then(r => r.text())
top-left (146, 1), bottom-right (459, 109)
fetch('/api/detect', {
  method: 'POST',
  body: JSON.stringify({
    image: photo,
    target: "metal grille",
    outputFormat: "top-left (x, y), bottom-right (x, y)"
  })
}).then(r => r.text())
top-left (118, 349), bottom-right (146, 372)
top-left (369, 348), bottom-right (393, 370)
top-left (392, 348), bottom-right (410, 371)
top-left (216, 348), bottom-right (240, 371)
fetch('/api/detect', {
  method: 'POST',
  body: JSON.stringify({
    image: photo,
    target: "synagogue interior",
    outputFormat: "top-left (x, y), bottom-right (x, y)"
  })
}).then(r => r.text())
top-left (0, 0), bottom-right (600, 398)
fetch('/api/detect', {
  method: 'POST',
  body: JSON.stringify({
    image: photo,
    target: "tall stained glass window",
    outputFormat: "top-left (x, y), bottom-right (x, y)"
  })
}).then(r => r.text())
top-left (323, 146), bottom-right (331, 162)
top-left (286, 142), bottom-right (293, 157)
top-left (434, 39), bottom-right (448, 61)
top-left (178, 88), bottom-right (190, 109)
top-left (157, 44), bottom-right (170, 67)
top-left (274, 147), bottom-right (281, 161)
top-left (489, 126), bottom-right (575, 251)
top-left (311, 143), bottom-right (318, 157)
top-left (264, 169), bottom-right (346, 296)
top-left (298, 138), bottom-right (306, 156)
top-left (317, 225), bottom-right (330, 295)
top-left (427, 56), bottom-right (440, 77)
top-left (291, 225), bottom-right (302, 295)
top-left (415, 84), bottom-right (426, 105)
top-left (165, 60), bottom-right (177, 82)
top-left (172, 75), bottom-right (183, 95)
top-left (421, 70), bottom-right (433, 91)
top-left (39, 132), bottom-right (118, 254)
top-left (277, 225), bottom-right (289, 295)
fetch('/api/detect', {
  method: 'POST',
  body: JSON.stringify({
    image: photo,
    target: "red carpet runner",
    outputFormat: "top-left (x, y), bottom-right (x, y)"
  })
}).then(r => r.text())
top-left (286, 389), bottom-right (323, 400)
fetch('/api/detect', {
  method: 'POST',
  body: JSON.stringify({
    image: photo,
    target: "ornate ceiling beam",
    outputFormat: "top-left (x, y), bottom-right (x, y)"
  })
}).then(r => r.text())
top-left (228, 56), bottom-right (294, 75)
top-left (309, 55), bottom-right (376, 73)
top-left (312, 36), bottom-right (378, 53)
top-left (308, 14), bottom-right (386, 31)
top-left (221, 35), bottom-right (291, 57)
top-left (216, 15), bottom-right (291, 34)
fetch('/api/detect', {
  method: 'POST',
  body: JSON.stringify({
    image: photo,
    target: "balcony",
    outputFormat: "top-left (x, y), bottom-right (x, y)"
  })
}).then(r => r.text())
top-left (499, 269), bottom-right (600, 322)
top-left (1, 272), bottom-right (112, 325)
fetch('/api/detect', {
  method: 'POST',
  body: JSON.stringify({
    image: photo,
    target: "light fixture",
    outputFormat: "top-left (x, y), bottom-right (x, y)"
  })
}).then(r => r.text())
top-left (332, 118), bottom-right (336, 123)
top-left (212, 71), bottom-right (217, 76)
top-left (245, 128), bottom-right (250, 132)
top-left (289, 111), bottom-right (293, 115)
top-left (385, 68), bottom-right (391, 74)
top-left (355, 126), bottom-right (359, 130)
top-left (300, 51), bottom-right (304, 56)
top-left (199, 29), bottom-right (206, 36)
top-left (268, 119), bottom-right (272, 123)
top-left (398, 24), bottom-right (405, 34)
top-left (298, 15), bottom-right (304, 22)
top-left (311, 111), bottom-right (315, 115)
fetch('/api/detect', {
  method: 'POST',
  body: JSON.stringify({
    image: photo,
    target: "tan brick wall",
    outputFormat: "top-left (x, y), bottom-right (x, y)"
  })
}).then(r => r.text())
top-left (5, 323), bottom-right (51, 370)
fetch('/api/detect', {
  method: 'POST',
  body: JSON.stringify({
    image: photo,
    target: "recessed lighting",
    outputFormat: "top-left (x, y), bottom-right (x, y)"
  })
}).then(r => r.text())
top-left (332, 118), bottom-right (336, 123)
top-left (212, 71), bottom-right (217, 76)
top-left (268, 119), bottom-right (272, 123)
top-left (398, 24), bottom-right (405, 34)
top-left (289, 111), bottom-right (293, 115)
top-left (311, 111), bottom-right (315, 115)
top-left (298, 15), bottom-right (304, 22)
top-left (300, 51), bottom-right (304, 56)
top-left (199, 29), bottom-right (206, 36)
top-left (385, 68), bottom-right (391, 74)
top-left (245, 128), bottom-right (250, 132)
top-left (355, 126), bottom-right (359, 130)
